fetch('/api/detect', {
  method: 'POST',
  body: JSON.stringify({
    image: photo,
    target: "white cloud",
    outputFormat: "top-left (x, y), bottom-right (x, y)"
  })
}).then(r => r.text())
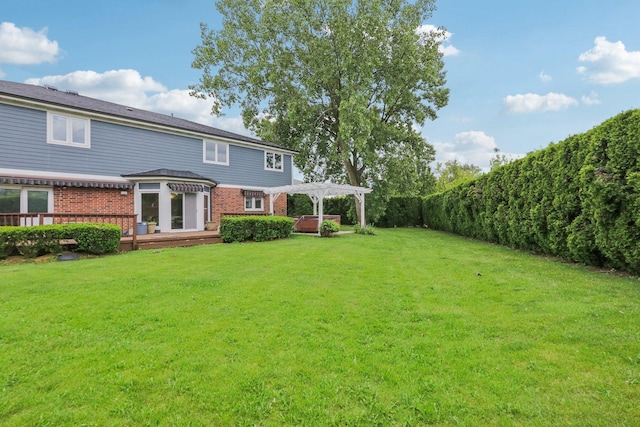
top-left (503, 92), bottom-right (579, 113)
top-left (24, 69), bottom-right (255, 137)
top-left (581, 91), bottom-right (600, 106)
top-left (434, 131), bottom-right (523, 171)
top-left (577, 36), bottom-right (640, 84)
top-left (416, 24), bottom-right (460, 57)
top-left (0, 22), bottom-right (60, 65)
top-left (433, 131), bottom-right (497, 169)
top-left (539, 70), bottom-right (552, 82)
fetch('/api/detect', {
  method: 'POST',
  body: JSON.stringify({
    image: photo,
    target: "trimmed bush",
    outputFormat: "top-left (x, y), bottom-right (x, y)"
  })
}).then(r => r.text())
top-left (422, 109), bottom-right (640, 274)
top-left (0, 223), bottom-right (122, 258)
top-left (66, 223), bottom-right (122, 254)
top-left (220, 216), bottom-right (294, 243)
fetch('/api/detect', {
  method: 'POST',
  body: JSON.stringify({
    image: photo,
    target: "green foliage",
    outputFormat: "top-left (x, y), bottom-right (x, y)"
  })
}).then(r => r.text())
top-left (324, 196), bottom-right (356, 225)
top-left (287, 194), bottom-right (313, 217)
top-left (66, 223), bottom-right (122, 254)
top-left (422, 109), bottom-right (640, 274)
top-left (354, 224), bottom-right (377, 235)
top-left (319, 219), bottom-right (340, 237)
top-left (0, 223), bottom-right (121, 258)
top-left (377, 196), bottom-right (424, 227)
top-left (435, 160), bottom-right (484, 192)
top-left (191, 0), bottom-right (448, 222)
top-left (220, 216), bottom-right (294, 243)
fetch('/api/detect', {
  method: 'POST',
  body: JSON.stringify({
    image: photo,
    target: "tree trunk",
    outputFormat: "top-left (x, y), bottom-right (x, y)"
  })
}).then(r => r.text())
top-left (344, 158), bottom-right (364, 225)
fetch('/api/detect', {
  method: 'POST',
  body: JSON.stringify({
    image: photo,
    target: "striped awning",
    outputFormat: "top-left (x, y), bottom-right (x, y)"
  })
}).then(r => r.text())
top-left (0, 176), bottom-right (133, 189)
top-left (242, 189), bottom-right (265, 198)
top-left (167, 183), bottom-right (204, 192)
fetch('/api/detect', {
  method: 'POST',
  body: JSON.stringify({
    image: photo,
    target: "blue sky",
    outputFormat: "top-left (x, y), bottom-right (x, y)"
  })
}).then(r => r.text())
top-left (2, 0), bottom-right (640, 172)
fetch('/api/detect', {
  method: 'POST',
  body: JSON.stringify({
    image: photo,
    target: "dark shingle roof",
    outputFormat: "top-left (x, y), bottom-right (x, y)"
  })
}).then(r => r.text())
top-left (122, 168), bottom-right (217, 185)
top-left (0, 79), bottom-right (291, 152)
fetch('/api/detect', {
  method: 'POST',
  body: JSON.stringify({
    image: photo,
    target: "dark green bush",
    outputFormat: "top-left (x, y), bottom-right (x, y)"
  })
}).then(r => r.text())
top-left (377, 196), bottom-right (424, 227)
top-left (66, 223), bottom-right (122, 254)
top-left (220, 216), bottom-right (294, 243)
top-left (0, 226), bottom-right (19, 259)
top-left (422, 109), bottom-right (640, 274)
top-left (7, 225), bottom-right (65, 258)
top-left (324, 196), bottom-right (356, 225)
top-left (0, 223), bottom-right (121, 258)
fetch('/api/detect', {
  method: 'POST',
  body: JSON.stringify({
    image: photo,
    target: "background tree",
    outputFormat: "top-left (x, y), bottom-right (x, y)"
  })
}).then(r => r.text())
top-left (191, 0), bottom-right (449, 221)
top-left (434, 160), bottom-right (483, 192)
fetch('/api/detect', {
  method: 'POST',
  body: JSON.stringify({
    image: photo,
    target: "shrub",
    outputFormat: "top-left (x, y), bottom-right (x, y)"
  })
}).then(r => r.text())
top-left (319, 220), bottom-right (340, 237)
top-left (0, 223), bottom-right (122, 258)
top-left (354, 224), bottom-right (376, 235)
top-left (220, 216), bottom-right (294, 243)
top-left (66, 223), bottom-right (122, 254)
top-left (9, 225), bottom-right (65, 258)
top-left (0, 226), bottom-right (20, 259)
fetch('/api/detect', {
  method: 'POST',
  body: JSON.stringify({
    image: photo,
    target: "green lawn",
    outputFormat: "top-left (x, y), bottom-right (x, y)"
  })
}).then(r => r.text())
top-left (1, 229), bottom-right (639, 426)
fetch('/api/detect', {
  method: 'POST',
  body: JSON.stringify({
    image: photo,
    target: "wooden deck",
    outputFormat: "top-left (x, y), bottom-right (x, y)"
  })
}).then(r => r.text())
top-left (120, 230), bottom-right (223, 251)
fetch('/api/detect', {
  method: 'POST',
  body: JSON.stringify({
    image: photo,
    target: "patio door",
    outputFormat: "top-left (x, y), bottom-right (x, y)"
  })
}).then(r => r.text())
top-left (170, 192), bottom-right (198, 230)
top-left (171, 193), bottom-right (183, 230)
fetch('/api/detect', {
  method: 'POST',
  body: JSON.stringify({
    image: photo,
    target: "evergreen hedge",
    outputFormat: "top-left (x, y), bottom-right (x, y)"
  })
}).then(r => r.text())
top-left (422, 109), bottom-right (640, 274)
top-left (377, 196), bottom-right (424, 227)
top-left (220, 216), bottom-right (294, 243)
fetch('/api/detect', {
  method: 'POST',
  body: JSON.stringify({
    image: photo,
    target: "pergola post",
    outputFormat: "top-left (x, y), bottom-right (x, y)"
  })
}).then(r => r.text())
top-left (269, 192), bottom-right (282, 215)
top-left (355, 192), bottom-right (366, 227)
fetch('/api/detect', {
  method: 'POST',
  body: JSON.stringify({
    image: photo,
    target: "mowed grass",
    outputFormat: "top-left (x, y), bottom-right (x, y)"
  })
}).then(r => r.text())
top-left (1, 229), bottom-right (639, 426)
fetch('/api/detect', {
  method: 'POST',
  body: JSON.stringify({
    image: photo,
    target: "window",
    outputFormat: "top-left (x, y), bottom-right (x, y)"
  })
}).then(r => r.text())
top-left (203, 140), bottom-right (229, 165)
top-left (245, 196), bottom-right (263, 211)
top-left (0, 187), bottom-right (52, 213)
top-left (0, 188), bottom-right (20, 213)
top-left (47, 112), bottom-right (90, 148)
top-left (265, 151), bottom-right (283, 171)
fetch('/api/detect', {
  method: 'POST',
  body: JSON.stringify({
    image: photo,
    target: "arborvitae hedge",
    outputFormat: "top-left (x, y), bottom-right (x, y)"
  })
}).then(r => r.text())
top-left (377, 196), bottom-right (424, 227)
top-left (422, 109), bottom-right (640, 274)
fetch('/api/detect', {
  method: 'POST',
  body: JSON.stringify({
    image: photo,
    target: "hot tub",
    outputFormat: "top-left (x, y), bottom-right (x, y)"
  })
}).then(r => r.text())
top-left (292, 215), bottom-right (341, 233)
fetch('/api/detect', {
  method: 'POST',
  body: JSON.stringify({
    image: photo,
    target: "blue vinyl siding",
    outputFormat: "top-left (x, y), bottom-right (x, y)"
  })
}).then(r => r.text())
top-left (0, 103), bottom-right (292, 187)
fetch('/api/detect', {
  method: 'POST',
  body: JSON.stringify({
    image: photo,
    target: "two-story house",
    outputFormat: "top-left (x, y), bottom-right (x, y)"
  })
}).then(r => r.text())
top-left (0, 80), bottom-right (295, 233)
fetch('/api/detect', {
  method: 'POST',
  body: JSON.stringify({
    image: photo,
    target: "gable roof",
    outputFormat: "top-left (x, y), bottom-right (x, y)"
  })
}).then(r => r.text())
top-left (0, 79), bottom-right (293, 152)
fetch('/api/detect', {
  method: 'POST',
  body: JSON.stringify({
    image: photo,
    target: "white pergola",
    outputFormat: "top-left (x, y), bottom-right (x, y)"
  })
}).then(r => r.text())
top-left (264, 182), bottom-right (373, 233)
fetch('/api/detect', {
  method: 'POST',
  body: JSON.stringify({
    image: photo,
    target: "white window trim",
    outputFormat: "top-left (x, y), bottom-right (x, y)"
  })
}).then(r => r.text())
top-left (264, 151), bottom-right (284, 172)
top-left (244, 196), bottom-right (264, 212)
top-left (46, 112), bottom-right (91, 148)
top-left (0, 186), bottom-right (53, 213)
top-left (203, 140), bottom-right (230, 165)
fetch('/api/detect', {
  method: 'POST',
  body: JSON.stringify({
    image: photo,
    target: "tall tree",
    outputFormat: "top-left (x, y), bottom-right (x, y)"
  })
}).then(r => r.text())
top-left (435, 160), bottom-right (483, 192)
top-left (191, 0), bottom-right (449, 221)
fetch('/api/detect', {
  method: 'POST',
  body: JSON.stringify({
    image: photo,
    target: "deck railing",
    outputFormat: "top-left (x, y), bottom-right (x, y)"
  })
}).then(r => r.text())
top-left (0, 213), bottom-right (138, 248)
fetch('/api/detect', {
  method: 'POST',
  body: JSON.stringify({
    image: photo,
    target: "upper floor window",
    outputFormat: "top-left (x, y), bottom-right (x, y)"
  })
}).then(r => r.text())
top-left (203, 140), bottom-right (229, 165)
top-left (47, 112), bottom-right (90, 148)
top-left (265, 151), bottom-right (283, 172)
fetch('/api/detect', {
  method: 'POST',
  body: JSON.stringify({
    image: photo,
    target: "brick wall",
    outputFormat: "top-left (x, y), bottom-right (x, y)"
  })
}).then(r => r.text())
top-left (210, 187), bottom-right (287, 227)
top-left (54, 186), bottom-right (134, 215)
